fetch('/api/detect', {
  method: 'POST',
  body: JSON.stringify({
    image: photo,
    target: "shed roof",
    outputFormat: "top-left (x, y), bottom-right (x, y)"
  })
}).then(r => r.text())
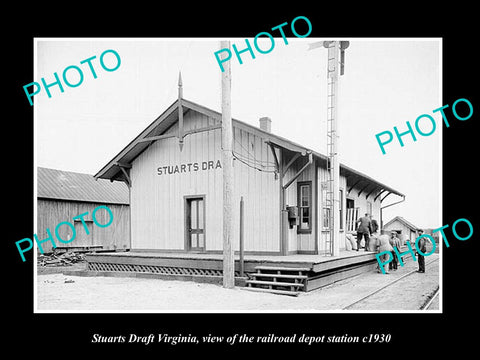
top-left (94, 98), bottom-right (404, 199)
top-left (383, 216), bottom-right (420, 231)
top-left (37, 167), bottom-right (129, 205)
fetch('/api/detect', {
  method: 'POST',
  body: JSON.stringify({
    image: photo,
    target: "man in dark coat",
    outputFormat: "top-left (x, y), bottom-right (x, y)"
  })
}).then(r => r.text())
top-left (416, 229), bottom-right (427, 273)
top-left (356, 213), bottom-right (372, 251)
top-left (370, 215), bottom-right (379, 234)
top-left (388, 231), bottom-right (401, 270)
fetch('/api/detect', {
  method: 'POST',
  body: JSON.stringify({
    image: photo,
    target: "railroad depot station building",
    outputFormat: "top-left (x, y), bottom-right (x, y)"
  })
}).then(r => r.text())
top-left (89, 92), bottom-right (406, 293)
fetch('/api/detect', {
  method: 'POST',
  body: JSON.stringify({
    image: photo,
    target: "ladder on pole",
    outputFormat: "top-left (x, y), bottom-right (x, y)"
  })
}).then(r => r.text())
top-left (324, 41), bottom-right (338, 256)
top-left (309, 40), bottom-right (349, 257)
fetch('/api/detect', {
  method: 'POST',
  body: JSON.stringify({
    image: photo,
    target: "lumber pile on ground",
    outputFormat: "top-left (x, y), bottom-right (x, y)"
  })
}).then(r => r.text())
top-left (38, 251), bottom-right (86, 267)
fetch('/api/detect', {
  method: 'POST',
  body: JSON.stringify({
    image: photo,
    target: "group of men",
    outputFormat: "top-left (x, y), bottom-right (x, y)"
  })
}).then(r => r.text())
top-left (356, 213), bottom-right (427, 274)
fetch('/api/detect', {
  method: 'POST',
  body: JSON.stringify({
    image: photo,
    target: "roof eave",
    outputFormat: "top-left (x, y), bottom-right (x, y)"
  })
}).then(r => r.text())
top-left (93, 98), bottom-right (403, 198)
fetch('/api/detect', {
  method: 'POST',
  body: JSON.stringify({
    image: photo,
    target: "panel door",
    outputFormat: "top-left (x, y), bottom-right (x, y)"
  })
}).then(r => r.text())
top-left (186, 197), bottom-right (205, 251)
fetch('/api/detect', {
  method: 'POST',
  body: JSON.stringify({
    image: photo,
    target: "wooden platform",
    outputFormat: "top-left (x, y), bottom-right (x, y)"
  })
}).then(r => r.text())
top-left (86, 250), bottom-right (379, 292)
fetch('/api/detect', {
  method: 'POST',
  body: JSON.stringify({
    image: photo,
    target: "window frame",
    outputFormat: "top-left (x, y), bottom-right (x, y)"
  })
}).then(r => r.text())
top-left (297, 181), bottom-right (312, 234)
top-left (339, 188), bottom-right (344, 231)
top-left (321, 182), bottom-right (330, 230)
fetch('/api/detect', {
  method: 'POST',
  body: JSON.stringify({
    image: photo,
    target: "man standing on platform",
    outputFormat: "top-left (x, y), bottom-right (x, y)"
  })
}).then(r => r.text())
top-left (370, 215), bottom-right (379, 235)
top-left (356, 213), bottom-right (372, 251)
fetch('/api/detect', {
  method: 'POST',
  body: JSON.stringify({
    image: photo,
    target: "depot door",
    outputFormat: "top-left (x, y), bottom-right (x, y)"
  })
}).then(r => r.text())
top-left (185, 196), bottom-right (205, 252)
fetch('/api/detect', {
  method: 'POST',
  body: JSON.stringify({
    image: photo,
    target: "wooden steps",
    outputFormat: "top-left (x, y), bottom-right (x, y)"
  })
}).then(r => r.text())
top-left (247, 279), bottom-right (305, 288)
top-left (241, 287), bottom-right (301, 297)
top-left (253, 266), bottom-right (311, 272)
top-left (243, 265), bottom-right (310, 296)
top-left (248, 273), bottom-right (308, 280)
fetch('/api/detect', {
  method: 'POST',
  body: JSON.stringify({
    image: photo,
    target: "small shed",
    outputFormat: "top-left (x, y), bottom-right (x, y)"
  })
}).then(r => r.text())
top-left (37, 167), bottom-right (130, 253)
top-left (383, 216), bottom-right (420, 243)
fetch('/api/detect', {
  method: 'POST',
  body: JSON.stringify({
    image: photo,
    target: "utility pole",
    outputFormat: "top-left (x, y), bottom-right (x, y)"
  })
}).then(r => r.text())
top-left (221, 40), bottom-right (235, 288)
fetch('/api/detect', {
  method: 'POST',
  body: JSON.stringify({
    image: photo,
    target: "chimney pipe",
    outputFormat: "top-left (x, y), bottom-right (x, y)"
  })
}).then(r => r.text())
top-left (259, 117), bottom-right (271, 133)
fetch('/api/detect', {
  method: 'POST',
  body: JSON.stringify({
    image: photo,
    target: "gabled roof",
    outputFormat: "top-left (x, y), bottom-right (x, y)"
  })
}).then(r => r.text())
top-left (38, 167), bottom-right (129, 205)
top-left (383, 216), bottom-right (420, 231)
top-left (94, 97), bottom-right (404, 199)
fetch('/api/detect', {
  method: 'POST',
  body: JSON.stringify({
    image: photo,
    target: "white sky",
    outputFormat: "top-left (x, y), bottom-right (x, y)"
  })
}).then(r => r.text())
top-left (35, 38), bottom-right (441, 228)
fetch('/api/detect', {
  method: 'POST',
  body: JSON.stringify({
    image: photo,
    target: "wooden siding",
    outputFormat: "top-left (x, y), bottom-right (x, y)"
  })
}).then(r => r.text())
top-left (283, 153), bottom-right (317, 253)
top-left (130, 110), bottom-right (280, 253)
top-left (164, 109), bottom-right (219, 135)
top-left (36, 199), bottom-right (130, 253)
top-left (130, 113), bottom-right (223, 251)
top-left (384, 219), bottom-right (417, 241)
top-left (232, 126), bottom-right (280, 252)
top-left (128, 107), bottom-right (387, 255)
top-left (317, 166), bottom-right (348, 252)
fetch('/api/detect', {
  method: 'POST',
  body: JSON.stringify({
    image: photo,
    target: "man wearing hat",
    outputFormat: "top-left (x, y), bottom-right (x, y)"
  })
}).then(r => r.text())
top-left (388, 231), bottom-right (401, 271)
top-left (370, 215), bottom-right (379, 235)
top-left (356, 213), bottom-right (372, 251)
top-left (416, 229), bottom-right (427, 273)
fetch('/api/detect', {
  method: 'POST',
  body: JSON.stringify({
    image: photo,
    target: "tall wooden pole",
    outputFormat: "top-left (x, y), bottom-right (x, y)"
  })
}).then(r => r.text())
top-left (330, 41), bottom-right (349, 256)
top-left (330, 41), bottom-right (340, 257)
top-left (309, 40), bottom-right (349, 256)
top-left (221, 40), bottom-right (235, 288)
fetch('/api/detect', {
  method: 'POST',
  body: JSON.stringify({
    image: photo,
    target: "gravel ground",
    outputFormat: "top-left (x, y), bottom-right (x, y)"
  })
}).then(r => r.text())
top-left (425, 290), bottom-right (440, 310)
top-left (345, 259), bottom-right (439, 310)
top-left (36, 254), bottom-right (440, 312)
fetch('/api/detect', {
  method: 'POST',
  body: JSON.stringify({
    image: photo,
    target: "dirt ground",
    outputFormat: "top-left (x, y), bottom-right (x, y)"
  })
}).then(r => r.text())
top-left (345, 259), bottom-right (439, 310)
top-left (36, 254), bottom-right (440, 312)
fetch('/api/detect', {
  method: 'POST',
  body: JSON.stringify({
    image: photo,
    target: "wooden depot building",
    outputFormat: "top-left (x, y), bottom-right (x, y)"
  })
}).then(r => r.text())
top-left (88, 87), bottom-right (405, 294)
